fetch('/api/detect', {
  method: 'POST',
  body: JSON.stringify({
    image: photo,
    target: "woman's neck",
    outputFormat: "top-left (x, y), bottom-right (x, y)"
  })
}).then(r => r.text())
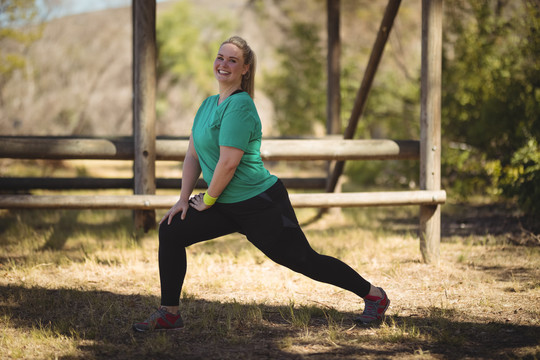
top-left (218, 84), bottom-right (242, 104)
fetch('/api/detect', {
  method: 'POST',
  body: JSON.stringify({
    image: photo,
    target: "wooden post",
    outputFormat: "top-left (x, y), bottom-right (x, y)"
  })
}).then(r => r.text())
top-left (327, 0), bottom-right (341, 135)
top-left (132, 0), bottom-right (157, 232)
top-left (326, 0), bottom-right (401, 193)
top-left (420, 0), bottom-right (442, 264)
top-left (324, 0), bottom-right (343, 218)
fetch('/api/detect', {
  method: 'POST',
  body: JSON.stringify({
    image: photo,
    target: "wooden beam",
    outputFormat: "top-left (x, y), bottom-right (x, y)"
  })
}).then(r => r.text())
top-left (0, 137), bottom-right (134, 159)
top-left (0, 177), bottom-right (327, 190)
top-left (0, 190), bottom-right (446, 209)
top-left (0, 137), bottom-right (419, 161)
top-left (327, 0), bottom-right (341, 135)
top-left (326, 0), bottom-right (402, 192)
top-left (132, 0), bottom-right (157, 231)
top-left (260, 139), bottom-right (418, 160)
top-left (419, 0), bottom-right (442, 264)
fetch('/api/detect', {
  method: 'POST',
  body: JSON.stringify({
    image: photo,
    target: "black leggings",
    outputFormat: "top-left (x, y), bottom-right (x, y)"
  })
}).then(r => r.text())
top-left (158, 179), bottom-right (371, 306)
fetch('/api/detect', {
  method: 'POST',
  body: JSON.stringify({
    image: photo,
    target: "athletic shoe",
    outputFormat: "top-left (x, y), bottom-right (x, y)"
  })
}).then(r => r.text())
top-left (354, 287), bottom-right (390, 324)
top-left (132, 307), bottom-right (184, 332)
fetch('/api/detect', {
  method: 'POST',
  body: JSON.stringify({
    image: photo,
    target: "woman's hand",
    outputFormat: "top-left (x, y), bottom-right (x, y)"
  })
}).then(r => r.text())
top-left (189, 192), bottom-right (213, 212)
top-left (159, 198), bottom-right (190, 225)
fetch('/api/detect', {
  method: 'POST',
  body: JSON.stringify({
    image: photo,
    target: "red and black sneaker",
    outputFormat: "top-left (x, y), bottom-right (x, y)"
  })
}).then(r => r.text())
top-left (355, 287), bottom-right (390, 324)
top-left (133, 307), bottom-right (184, 332)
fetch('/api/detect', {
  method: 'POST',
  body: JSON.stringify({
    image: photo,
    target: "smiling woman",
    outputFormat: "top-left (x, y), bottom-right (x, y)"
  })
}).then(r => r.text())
top-left (131, 36), bottom-right (391, 332)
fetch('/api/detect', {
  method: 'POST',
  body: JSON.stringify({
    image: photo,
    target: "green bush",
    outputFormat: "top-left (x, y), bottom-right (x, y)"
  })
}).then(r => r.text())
top-left (500, 139), bottom-right (540, 217)
top-left (441, 0), bottom-right (539, 214)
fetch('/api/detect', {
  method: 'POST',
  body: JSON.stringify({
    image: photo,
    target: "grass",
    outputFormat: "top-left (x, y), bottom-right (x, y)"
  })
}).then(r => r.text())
top-left (0, 200), bottom-right (539, 359)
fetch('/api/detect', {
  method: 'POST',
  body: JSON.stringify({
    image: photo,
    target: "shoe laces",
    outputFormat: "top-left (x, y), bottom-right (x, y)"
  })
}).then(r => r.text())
top-left (362, 298), bottom-right (379, 318)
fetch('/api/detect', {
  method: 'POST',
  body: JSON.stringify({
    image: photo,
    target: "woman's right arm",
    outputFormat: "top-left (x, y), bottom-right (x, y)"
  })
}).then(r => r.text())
top-left (160, 135), bottom-right (201, 225)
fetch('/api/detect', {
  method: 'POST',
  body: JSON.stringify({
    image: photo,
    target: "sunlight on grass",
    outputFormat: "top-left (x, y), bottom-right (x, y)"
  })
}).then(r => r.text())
top-left (0, 321), bottom-right (78, 359)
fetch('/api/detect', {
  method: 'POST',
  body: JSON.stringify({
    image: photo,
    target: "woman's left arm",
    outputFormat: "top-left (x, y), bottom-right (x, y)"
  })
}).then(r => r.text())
top-left (190, 145), bottom-right (244, 211)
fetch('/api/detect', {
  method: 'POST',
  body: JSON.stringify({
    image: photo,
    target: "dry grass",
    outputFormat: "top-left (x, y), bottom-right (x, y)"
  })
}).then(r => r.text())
top-left (0, 201), bottom-right (539, 359)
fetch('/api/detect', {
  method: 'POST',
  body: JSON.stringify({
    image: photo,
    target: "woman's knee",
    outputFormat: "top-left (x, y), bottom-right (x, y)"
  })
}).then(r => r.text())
top-left (266, 243), bottom-right (317, 273)
top-left (158, 221), bottom-right (183, 247)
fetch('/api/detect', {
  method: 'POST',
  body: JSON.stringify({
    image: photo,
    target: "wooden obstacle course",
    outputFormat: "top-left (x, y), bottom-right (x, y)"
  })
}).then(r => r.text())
top-left (0, 0), bottom-right (443, 263)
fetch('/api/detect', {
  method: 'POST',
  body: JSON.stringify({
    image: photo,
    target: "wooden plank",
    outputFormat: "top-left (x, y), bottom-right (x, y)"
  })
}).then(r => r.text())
top-left (293, 190), bottom-right (446, 208)
top-left (419, 0), bottom-right (442, 264)
top-left (0, 137), bottom-right (134, 159)
top-left (132, 0), bottom-right (157, 231)
top-left (0, 177), bottom-right (327, 190)
top-left (0, 137), bottom-right (419, 161)
top-left (0, 190), bottom-right (446, 209)
top-left (260, 139), bottom-right (418, 160)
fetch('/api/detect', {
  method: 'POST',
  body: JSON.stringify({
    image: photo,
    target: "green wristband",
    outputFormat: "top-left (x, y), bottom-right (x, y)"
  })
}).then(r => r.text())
top-left (203, 192), bottom-right (218, 206)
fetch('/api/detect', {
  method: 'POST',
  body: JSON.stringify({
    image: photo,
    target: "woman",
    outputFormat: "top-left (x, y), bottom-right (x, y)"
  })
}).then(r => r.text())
top-left (133, 36), bottom-right (389, 332)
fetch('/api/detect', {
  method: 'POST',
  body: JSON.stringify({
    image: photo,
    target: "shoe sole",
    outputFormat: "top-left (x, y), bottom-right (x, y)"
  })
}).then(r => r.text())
top-left (132, 325), bottom-right (185, 332)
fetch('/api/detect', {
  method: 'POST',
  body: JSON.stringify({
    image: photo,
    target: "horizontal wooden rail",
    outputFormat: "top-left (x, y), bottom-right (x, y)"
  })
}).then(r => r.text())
top-left (0, 190), bottom-right (446, 209)
top-left (0, 136), bottom-right (419, 161)
top-left (0, 177), bottom-right (327, 190)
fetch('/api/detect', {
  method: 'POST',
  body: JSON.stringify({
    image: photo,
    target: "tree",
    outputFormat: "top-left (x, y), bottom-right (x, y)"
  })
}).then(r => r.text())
top-left (156, 0), bottom-right (235, 100)
top-left (0, 0), bottom-right (42, 104)
top-left (263, 21), bottom-right (326, 135)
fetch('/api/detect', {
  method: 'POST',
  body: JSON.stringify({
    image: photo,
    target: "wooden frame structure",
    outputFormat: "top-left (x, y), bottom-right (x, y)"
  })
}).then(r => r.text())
top-left (0, 0), bottom-right (444, 263)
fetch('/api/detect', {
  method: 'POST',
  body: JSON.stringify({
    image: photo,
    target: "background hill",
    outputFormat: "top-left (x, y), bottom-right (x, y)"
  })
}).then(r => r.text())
top-left (2, 5), bottom-right (133, 136)
top-left (1, 0), bottom-right (274, 136)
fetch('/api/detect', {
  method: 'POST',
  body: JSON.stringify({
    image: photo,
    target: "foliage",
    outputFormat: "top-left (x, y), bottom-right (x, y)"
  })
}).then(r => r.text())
top-left (343, 67), bottom-right (421, 188)
top-left (500, 139), bottom-right (540, 217)
top-left (442, 0), bottom-right (540, 215)
top-left (0, 0), bottom-right (42, 97)
top-left (261, 0), bottom-right (539, 206)
top-left (263, 21), bottom-right (326, 135)
top-left (262, 2), bottom-right (421, 188)
top-left (156, 0), bottom-right (235, 100)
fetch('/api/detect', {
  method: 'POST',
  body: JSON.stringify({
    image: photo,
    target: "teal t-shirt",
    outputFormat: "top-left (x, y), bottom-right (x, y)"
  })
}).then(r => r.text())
top-left (191, 91), bottom-right (277, 203)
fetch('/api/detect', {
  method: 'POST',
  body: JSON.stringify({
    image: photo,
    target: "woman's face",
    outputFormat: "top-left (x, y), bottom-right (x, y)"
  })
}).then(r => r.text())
top-left (213, 43), bottom-right (249, 87)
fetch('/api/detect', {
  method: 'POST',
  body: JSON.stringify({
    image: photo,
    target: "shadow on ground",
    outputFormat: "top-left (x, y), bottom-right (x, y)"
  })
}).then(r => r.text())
top-left (342, 201), bottom-right (539, 246)
top-left (0, 209), bottom-right (138, 251)
top-left (440, 202), bottom-right (539, 246)
top-left (1, 285), bottom-right (538, 359)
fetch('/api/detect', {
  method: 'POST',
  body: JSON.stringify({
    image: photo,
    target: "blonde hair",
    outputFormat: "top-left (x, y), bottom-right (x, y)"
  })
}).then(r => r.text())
top-left (221, 36), bottom-right (256, 98)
